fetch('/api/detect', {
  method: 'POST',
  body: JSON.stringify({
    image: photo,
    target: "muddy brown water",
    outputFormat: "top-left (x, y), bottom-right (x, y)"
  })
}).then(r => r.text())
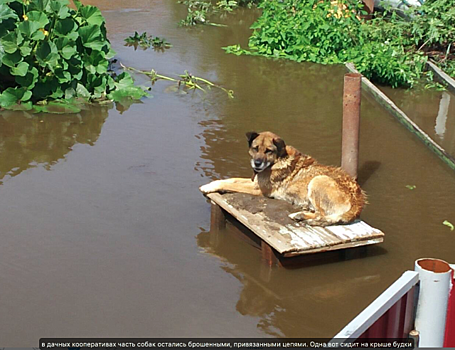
top-left (1, 1), bottom-right (455, 344)
top-left (381, 85), bottom-right (455, 159)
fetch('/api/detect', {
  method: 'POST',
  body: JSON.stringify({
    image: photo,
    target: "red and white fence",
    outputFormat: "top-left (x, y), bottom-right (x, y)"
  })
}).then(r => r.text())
top-left (332, 258), bottom-right (454, 347)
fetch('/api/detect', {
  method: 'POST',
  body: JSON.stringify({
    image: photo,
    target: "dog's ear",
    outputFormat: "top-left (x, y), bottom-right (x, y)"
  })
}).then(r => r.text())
top-left (273, 137), bottom-right (287, 157)
top-left (246, 131), bottom-right (259, 146)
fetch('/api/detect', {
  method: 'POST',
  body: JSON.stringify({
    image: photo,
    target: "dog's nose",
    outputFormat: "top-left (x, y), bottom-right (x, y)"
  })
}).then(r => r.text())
top-left (254, 159), bottom-right (263, 167)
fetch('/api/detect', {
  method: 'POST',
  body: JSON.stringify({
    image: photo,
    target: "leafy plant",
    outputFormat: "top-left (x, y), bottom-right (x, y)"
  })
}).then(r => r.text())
top-left (223, 0), bottom-right (455, 88)
top-left (216, 0), bottom-right (238, 13)
top-left (178, 0), bottom-right (214, 26)
top-left (0, 0), bottom-right (147, 112)
top-left (178, 0), bottom-right (258, 26)
top-left (125, 32), bottom-right (172, 51)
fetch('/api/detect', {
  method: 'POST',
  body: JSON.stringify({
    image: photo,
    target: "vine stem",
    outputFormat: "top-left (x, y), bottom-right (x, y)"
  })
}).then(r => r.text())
top-left (120, 62), bottom-right (234, 98)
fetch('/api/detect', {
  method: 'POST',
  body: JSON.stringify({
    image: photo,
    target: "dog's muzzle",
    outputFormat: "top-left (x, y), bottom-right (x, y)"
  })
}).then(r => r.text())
top-left (251, 159), bottom-right (270, 173)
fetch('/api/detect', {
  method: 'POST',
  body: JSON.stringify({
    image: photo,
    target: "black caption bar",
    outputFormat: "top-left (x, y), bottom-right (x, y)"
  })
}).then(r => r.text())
top-left (40, 338), bottom-right (414, 349)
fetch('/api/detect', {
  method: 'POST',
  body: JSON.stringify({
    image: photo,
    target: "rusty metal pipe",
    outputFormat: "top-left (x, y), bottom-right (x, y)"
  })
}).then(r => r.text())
top-left (341, 73), bottom-right (362, 179)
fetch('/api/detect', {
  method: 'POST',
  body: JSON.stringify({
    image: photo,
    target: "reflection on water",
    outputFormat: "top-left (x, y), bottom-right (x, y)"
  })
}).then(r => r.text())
top-left (0, 107), bottom-right (109, 184)
top-left (381, 86), bottom-right (455, 157)
top-left (197, 225), bottom-right (383, 338)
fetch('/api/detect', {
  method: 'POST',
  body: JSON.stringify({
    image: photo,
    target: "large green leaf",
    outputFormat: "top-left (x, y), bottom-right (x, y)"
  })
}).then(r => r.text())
top-left (16, 65), bottom-right (38, 89)
top-left (84, 50), bottom-right (107, 74)
top-left (0, 3), bottom-right (18, 23)
top-left (36, 41), bottom-right (59, 67)
top-left (28, 0), bottom-right (50, 12)
top-left (54, 17), bottom-right (78, 38)
top-left (1, 50), bottom-right (22, 67)
top-left (107, 72), bottom-right (148, 101)
top-left (54, 67), bottom-right (71, 83)
top-left (26, 11), bottom-right (49, 28)
top-left (50, 0), bottom-right (70, 19)
top-left (78, 5), bottom-right (104, 26)
top-left (78, 24), bottom-right (105, 51)
top-left (10, 61), bottom-right (28, 76)
top-left (54, 37), bottom-right (77, 59)
top-left (72, 0), bottom-right (82, 10)
top-left (1, 30), bottom-right (23, 54)
top-left (18, 18), bottom-right (42, 37)
top-left (0, 87), bottom-right (31, 108)
top-left (20, 41), bottom-right (32, 55)
top-left (76, 82), bottom-right (90, 98)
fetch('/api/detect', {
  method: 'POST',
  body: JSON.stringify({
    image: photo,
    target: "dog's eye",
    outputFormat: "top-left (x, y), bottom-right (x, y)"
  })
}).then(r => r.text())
top-left (265, 149), bottom-right (273, 154)
top-left (253, 146), bottom-right (259, 152)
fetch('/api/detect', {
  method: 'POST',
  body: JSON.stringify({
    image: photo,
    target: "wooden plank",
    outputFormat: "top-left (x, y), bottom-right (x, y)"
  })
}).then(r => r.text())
top-left (345, 62), bottom-right (455, 171)
top-left (332, 271), bottom-right (420, 340)
top-left (207, 192), bottom-right (384, 257)
top-left (427, 60), bottom-right (455, 95)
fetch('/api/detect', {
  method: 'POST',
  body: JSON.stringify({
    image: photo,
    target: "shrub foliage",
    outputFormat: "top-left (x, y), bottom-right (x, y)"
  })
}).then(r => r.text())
top-left (224, 0), bottom-right (455, 88)
top-left (0, 0), bottom-right (147, 111)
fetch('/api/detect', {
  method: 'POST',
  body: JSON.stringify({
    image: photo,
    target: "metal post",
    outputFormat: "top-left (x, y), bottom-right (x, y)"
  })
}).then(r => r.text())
top-left (342, 73), bottom-right (362, 179)
top-left (414, 258), bottom-right (452, 347)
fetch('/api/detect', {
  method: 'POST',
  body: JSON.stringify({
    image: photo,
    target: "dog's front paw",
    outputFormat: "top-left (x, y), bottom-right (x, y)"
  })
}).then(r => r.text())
top-left (199, 181), bottom-right (222, 194)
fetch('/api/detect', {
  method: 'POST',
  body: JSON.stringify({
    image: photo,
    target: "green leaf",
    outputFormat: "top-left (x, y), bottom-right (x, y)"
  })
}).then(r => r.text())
top-left (54, 68), bottom-right (71, 83)
top-left (29, 0), bottom-right (50, 12)
top-left (76, 82), bottom-right (90, 98)
top-left (107, 72), bottom-right (148, 101)
top-left (0, 3), bottom-right (18, 23)
top-left (78, 5), bottom-right (104, 26)
top-left (1, 50), bottom-right (22, 67)
top-left (36, 41), bottom-right (59, 67)
top-left (61, 44), bottom-right (77, 59)
top-left (10, 61), bottom-right (29, 76)
top-left (105, 47), bottom-right (116, 59)
top-left (20, 41), bottom-right (32, 56)
top-left (26, 11), bottom-right (50, 28)
top-left (84, 50), bottom-right (107, 74)
top-left (50, 0), bottom-right (70, 19)
top-left (78, 24), bottom-right (105, 51)
top-left (16, 66), bottom-right (38, 89)
top-left (1, 30), bottom-right (23, 54)
top-left (405, 185), bottom-right (416, 190)
top-left (72, 0), bottom-right (82, 10)
top-left (0, 87), bottom-right (31, 108)
top-left (443, 220), bottom-right (454, 231)
top-left (18, 20), bottom-right (40, 38)
top-left (54, 37), bottom-right (77, 59)
top-left (54, 18), bottom-right (78, 39)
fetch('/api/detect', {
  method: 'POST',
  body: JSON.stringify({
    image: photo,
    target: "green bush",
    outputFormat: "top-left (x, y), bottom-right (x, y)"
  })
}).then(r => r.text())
top-left (225, 0), bottom-right (454, 88)
top-left (0, 0), bottom-right (147, 111)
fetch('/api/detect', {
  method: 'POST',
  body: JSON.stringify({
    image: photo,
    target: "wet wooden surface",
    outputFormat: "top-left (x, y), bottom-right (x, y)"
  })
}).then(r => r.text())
top-left (207, 192), bottom-right (384, 258)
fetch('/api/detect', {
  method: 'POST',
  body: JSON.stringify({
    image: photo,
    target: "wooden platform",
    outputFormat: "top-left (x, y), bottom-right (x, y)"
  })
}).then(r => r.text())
top-left (207, 192), bottom-right (384, 260)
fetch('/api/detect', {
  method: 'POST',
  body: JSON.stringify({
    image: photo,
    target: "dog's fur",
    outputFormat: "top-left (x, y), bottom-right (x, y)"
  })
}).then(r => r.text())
top-left (200, 131), bottom-right (367, 226)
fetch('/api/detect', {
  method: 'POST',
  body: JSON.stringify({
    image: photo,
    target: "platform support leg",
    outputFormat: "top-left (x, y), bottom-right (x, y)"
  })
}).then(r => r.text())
top-left (210, 201), bottom-right (226, 231)
top-left (261, 241), bottom-right (278, 267)
top-left (341, 246), bottom-right (367, 260)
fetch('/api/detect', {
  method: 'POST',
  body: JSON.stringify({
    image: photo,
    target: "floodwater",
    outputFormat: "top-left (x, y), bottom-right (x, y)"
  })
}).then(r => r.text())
top-left (381, 85), bottom-right (455, 159)
top-left (1, 0), bottom-right (455, 345)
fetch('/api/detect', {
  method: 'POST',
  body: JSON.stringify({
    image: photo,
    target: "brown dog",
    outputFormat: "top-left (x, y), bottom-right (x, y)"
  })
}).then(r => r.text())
top-left (200, 131), bottom-right (367, 226)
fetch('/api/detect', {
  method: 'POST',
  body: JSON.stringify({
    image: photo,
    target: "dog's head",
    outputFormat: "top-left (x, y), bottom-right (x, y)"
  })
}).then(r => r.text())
top-left (246, 131), bottom-right (287, 173)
